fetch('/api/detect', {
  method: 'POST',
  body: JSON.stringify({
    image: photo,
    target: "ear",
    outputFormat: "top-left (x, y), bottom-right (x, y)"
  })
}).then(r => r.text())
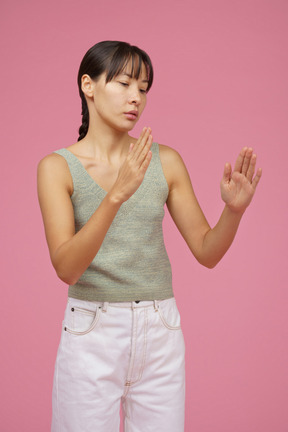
top-left (81, 74), bottom-right (95, 99)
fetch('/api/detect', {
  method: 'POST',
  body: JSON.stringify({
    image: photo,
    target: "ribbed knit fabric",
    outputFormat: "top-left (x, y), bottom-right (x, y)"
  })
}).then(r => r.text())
top-left (54, 143), bottom-right (173, 302)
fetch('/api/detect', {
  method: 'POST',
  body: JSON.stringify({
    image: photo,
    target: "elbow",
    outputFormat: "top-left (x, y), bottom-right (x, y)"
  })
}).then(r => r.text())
top-left (53, 262), bottom-right (79, 286)
top-left (199, 260), bottom-right (218, 270)
top-left (195, 255), bottom-right (219, 269)
top-left (193, 247), bottom-right (225, 269)
top-left (51, 251), bottom-right (80, 285)
top-left (57, 272), bottom-right (78, 286)
top-left (203, 261), bottom-right (218, 269)
top-left (55, 268), bottom-right (78, 286)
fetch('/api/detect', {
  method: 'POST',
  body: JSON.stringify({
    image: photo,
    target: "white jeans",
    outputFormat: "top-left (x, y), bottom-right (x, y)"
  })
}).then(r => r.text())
top-left (52, 297), bottom-right (185, 432)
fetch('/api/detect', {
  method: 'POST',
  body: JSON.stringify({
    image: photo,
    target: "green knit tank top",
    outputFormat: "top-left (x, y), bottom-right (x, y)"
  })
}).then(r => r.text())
top-left (54, 143), bottom-right (173, 302)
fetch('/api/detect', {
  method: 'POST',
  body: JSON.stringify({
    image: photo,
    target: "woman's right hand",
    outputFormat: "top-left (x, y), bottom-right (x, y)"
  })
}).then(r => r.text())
top-left (109, 127), bottom-right (153, 203)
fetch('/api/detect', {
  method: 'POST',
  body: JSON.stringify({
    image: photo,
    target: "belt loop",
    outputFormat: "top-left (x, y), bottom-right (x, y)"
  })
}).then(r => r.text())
top-left (102, 302), bottom-right (108, 313)
top-left (153, 300), bottom-right (159, 311)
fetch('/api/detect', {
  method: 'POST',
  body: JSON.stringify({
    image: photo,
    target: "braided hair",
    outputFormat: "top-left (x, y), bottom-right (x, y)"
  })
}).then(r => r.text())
top-left (77, 41), bottom-right (154, 141)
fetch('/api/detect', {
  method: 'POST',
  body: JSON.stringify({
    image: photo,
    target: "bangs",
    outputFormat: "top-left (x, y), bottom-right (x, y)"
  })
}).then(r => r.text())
top-left (105, 45), bottom-right (153, 92)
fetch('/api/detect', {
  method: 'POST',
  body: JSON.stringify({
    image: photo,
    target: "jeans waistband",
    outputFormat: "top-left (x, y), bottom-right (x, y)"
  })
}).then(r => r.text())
top-left (102, 300), bottom-right (160, 312)
top-left (68, 297), bottom-right (174, 312)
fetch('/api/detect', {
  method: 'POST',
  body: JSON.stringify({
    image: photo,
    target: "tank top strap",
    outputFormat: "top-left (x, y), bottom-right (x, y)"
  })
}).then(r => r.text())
top-left (53, 148), bottom-right (106, 199)
top-left (149, 143), bottom-right (168, 189)
top-left (53, 148), bottom-right (81, 178)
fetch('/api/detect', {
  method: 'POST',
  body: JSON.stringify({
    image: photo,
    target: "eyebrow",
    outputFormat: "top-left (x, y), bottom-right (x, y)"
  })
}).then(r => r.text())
top-left (121, 72), bottom-right (149, 83)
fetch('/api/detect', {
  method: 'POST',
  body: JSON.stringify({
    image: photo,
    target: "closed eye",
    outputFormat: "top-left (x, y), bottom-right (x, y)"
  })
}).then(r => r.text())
top-left (119, 82), bottom-right (147, 94)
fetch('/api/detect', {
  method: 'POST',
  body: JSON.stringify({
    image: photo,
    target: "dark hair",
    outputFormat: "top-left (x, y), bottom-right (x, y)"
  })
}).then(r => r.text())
top-left (77, 41), bottom-right (154, 141)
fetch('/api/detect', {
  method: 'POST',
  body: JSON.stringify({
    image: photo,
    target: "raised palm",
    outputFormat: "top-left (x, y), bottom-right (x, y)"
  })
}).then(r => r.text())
top-left (220, 147), bottom-right (262, 213)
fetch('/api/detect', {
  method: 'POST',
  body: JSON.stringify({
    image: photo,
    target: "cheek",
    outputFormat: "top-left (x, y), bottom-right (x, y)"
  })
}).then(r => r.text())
top-left (140, 98), bottom-right (147, 113)
top-left (108, 92), bottom-right (126, 109)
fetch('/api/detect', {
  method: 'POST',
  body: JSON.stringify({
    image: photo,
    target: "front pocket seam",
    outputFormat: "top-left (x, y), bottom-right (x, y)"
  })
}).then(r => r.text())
top-left (158, 307), bottom-right (181, 330)
top-left (72, 306), bottom-right (95, 316)
top-left (64, 307), bottom-right (101, 335)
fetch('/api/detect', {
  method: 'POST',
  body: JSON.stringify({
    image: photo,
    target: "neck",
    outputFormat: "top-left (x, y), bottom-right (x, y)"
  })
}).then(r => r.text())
top-left (81, 119), bottom-right (133, 163)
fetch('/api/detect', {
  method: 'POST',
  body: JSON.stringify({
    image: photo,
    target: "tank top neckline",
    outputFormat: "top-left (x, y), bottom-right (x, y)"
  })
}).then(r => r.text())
top-left (61, 148), bottom-right (109, 196)
top-left (57, 143), bottom-right (159, 214)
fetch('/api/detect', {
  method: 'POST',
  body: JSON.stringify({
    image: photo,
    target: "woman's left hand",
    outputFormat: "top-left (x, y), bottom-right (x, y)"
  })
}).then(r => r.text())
top-left (220, 147), bottom-right (262, 213)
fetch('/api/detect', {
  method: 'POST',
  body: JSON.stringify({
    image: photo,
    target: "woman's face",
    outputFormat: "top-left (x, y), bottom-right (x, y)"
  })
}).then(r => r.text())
top-left (89, 59), bottom-right (149, 132)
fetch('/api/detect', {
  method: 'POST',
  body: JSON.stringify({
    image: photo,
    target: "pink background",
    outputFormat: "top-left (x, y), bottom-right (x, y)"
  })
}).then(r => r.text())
top-left (1, 0), bottom-right (287, 431)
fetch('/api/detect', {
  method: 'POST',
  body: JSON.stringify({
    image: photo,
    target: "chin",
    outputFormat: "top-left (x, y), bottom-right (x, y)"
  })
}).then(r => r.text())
top-left (116, 122), bottom-right (137, 133)
top-left (103, 114), bottom-right (139, 133)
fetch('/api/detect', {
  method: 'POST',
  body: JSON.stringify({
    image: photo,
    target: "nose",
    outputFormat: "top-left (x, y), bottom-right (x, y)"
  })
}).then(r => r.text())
top-left (129, 87), bottom-right (141, 105)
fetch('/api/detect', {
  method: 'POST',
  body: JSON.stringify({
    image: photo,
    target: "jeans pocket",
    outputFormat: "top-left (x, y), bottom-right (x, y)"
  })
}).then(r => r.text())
top-left (158, 298), bottom-right (181, 330)
top-left (64, 302), bottom-right (101, 336)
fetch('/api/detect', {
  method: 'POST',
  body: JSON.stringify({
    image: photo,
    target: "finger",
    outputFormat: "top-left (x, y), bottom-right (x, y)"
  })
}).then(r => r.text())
top-left (139, 149), bottom-right (152, 172)
top-left (246, 153), bottom-right (257, 182)
top-left (128, 143), bottom-right (134, 154)
top-left (241, 147), bottom-right (253, 176)
top-left (128, 128), bottom-right (147, 157)
top-left (251, 167), bottom-right (262, 190)
top-left (138, 134), bottom-right (153, 163)
top-left (138, 127), bottom-right (151, 149)
top-left (129, 127), bottom-right (150, 161)
top-left (134, 128), bottom-right (152, 161)
top-left (129, 127), bottom-right (148, 153)
top-left (234, 147), bottom-right (247, 172)
top-left (222, 162), bottom-right (232, 183)
top-left (136, 127), bottom-right (147, 144)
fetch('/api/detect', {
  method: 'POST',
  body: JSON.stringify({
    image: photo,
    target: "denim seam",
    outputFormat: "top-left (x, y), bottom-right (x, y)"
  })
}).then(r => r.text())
top-left (64, 307), bottom-right (101, 335)
top-left (158, 305), bottom-right (181, 330)
top-left (129, 307), bottom-right (148, 386)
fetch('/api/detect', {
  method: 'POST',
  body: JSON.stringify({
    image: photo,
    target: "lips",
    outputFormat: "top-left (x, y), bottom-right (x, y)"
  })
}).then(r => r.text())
top-left (124, 110), bottom-right (138, 120)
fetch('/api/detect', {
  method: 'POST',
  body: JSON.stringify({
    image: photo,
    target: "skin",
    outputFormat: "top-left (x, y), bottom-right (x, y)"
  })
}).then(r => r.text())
top-left (37, 60), bottom-right (262, 285)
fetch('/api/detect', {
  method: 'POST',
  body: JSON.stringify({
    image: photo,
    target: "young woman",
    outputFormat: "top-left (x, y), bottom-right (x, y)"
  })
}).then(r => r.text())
top-left (37, 41), bottom-right (262, 432)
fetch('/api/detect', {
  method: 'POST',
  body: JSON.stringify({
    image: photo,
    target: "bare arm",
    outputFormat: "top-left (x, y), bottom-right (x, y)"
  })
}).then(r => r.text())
top-left (37, 128), bottom-right (153, 284)
top-left (161, 145), bottom-right (262, 268)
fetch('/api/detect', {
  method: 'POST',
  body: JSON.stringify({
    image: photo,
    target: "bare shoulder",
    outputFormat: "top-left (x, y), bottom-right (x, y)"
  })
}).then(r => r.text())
top-left (158, 143), bottom-right (183, 164)
top-left (38, 152), bottom-right (66, 172)
top-left (37, 152), bottom-right (73, 195)
top-left (158, 144), bottom-right (189, 189)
